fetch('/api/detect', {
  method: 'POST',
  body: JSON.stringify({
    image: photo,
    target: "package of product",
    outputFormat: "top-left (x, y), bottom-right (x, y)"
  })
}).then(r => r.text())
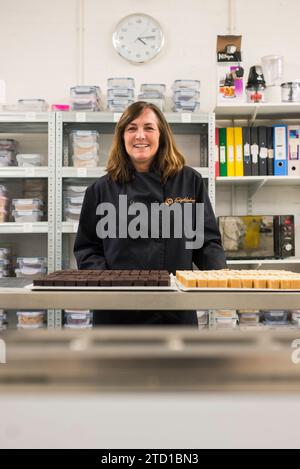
top-left (217, 35), bottom-right (244, 103)
top-left (16, 311), bottom-right (46, 329)
top-left (51, 104), bottom-right (70, 111)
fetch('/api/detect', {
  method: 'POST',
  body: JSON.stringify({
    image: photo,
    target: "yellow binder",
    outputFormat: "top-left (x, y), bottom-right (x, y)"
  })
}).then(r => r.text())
top-left (226, 127), bottom-right (235, 176)
top-left (234, 127), bottom-right (244, 176)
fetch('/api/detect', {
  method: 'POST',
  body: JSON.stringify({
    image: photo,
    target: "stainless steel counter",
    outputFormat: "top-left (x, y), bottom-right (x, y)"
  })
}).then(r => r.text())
top-left (1, 279), bottom-right (300, 310)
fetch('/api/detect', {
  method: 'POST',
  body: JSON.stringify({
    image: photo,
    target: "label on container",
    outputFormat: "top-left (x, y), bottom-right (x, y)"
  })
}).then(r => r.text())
top-left (113, 113), bottom-right (122, 122)
top-left (23, 223), bottom-right (33, 232)
top-left (25, 112), bottom-right (36, 121)
top-left (76, 112), bottom-right (86, 122)
top-left (77, 168), bottom-right (87, 177)
top-left (181, 113), bottom-right (192, 123)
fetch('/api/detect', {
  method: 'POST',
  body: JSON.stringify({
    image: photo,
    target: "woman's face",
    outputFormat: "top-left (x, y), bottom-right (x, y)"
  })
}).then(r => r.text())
top-left (123, 108), bottom-right (160, 172)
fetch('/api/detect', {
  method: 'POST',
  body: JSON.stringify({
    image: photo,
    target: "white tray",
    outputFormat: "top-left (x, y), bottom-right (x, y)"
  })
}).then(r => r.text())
top-left (27, 275), bottom-right (178, 292)
top-left (175, 279), bottom-right (300, 292)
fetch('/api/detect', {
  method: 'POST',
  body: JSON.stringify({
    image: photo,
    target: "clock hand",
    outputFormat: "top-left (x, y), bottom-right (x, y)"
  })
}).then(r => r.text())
top-left (139, 35), bottom-right (156, 39)
top-left (136, 37), bottom-right (146, 45)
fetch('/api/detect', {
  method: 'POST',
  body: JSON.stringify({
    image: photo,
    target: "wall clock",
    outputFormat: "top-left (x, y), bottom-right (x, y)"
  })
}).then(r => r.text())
top-left (112, 13), bottom-right (164, 64)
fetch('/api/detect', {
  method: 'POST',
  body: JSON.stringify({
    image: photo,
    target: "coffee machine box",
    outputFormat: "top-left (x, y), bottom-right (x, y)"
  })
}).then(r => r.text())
top-left (217, 35), bottom-right (244, 103)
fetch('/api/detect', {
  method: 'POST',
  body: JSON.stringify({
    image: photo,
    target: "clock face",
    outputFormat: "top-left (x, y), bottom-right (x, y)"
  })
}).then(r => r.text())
top-left (112, 14), bottom-right (164, 64)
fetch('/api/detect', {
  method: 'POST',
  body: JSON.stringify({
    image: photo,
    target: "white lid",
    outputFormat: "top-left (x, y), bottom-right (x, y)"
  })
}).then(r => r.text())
top-left (17, 311), bottom-right (46, 316)
top-left (64, 324), bottom-right (93, 329)
top-left (12, 209), bottom-right (43, 215)
top-left (65, 207), bottom-right (82, 214)
top-left (17, 257), bottom-right (47, 264)
top-left (12, 198), bottom-right (43, 205)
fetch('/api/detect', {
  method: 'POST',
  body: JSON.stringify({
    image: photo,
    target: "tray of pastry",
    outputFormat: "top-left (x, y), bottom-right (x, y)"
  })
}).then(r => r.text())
top-left (176, 270), bottom-right (300, 292)
top-left (29, 269), bottom-right (178, 291)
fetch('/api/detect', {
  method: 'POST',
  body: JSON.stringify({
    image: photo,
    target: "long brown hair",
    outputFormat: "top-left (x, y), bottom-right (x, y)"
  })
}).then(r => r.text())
top-left (106, 101), bottom-right (186, 183)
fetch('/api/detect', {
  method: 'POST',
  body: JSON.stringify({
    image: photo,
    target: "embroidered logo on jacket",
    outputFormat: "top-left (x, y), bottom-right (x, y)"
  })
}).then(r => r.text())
top-left (164, 197), bottom-right (195, 205)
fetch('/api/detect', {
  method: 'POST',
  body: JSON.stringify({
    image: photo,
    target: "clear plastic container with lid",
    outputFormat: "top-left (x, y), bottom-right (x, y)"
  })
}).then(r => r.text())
top-left (173, 89), bottom-right (200, 101)
top-left (64, 310), bottom-right (93, 328)
top-left (281, 81), bottom-right (300, 102)
top-left (137, 96), bottom-right (165, 111)
top-left (107, 99), bottom-right (134, 112)
top-left (17, 257), bottom-right (47, 269)
top-left (17, 311), bottom-right (46, 329)
top-left (12, 198), bottom-right (43, 210)
top-left (107, 77), bottom-right (135, 89)
top-left (140, 83), bottom-right (166, 94)
top-left (12, 209), bottom-right (43, 222)
top-left (172, 80), bottom-right (200, 91)
top-left (15, 267), bottom-right (47, 278)
top-left (18, 99), bottom-right (48, 111)
top-left (107, 88), bottom-right (134, 99)
top-left (70, 86), bottom-right (101, 97)
top-left (0, 247), bottom-right (10, 259)
top-left (16, 154), bottom-right (42, 167)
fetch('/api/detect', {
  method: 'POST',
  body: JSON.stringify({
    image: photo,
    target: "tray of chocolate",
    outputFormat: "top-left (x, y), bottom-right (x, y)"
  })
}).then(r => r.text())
top-left (30, 269), bottom-right (177, 291)
top-left (176, 269), bottom-right (300, 291)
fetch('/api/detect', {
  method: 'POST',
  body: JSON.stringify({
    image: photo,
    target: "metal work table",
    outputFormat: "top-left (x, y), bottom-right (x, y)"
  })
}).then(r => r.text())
top-left (0, 278), bottom-right (300, 310)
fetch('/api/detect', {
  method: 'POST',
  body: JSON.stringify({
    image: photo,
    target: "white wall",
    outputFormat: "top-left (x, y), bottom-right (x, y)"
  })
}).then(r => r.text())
top-left (1, 0), bottom-right (300, 111)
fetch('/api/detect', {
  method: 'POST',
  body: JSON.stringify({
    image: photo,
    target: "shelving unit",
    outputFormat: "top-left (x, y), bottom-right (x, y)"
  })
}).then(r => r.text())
top-left (215, 103), bottom-right (300, 271)
top-left (0, 111), bottom-right (56, 327)
top-left (55, 111), bottom-right (215, 272)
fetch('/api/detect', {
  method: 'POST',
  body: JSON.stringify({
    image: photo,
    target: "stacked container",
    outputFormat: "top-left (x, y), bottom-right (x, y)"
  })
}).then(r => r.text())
top-left (107, 77), bottom-right (135, 111)
top-left (70, 86), bottom-right (103, 111)
top-left (291, 310), bottom-right (300, 327)
top-left (172, 80), bottom-right (200, 112)
top-left (15, 257), bottom-right (47, 278)
top-left (16, 153), bottom-right (43, 167)
top-left (64, 183), bottom-right (88, 222)
top-left (0, 248), bottom-right (11, 278)
top-left (70, 130), bottom-right (100, 168)
top-left (64, 310), bottom-right (93, 329)
top-left (17, 99), bottom-right (48, 111)
top-left (0, 185), bottom-right (9, 222)
top-left (16, 310), bottom-right (46, 329)
top-left (0, 138), bottom-right (18, 166)
top-left (211, 309), bottom-right (238, 329)
top-left (238, 309), bottom-right (261, 327)
top-left (12, 198), bottom-right (43, 222)
top-left (261, 310), bottom-right (290, 327)
top-left (196, 310), bottom-right (209, 329)
top-left (137, 83), bottom-right (166, 111)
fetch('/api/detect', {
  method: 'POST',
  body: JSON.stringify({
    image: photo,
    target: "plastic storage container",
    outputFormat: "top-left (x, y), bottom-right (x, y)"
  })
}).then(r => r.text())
top-left (107, 88), bottom-right (134, 99)
top-left (65, 207), bottom-right (81, 221)
top-left (107, 77), bottom-right (135, 89)
top-left (16, 154), bottom-right (42, 167)
top-left (17, 311), bottom-right (46, 329)
top-left (17, 257), bottom-right (47, 269)
top-left (64, 310), bottom-right (93, 328)
top-left (172, 80), bottom-right (200, 91)
top-left (12, 209), bottom-right (43, 222)
top-left (12, 198), bottom-right (43, 210)
top-left (17, 99), bottom-right (48, 111)
top-left (140, 83), bottom-right (166, 94)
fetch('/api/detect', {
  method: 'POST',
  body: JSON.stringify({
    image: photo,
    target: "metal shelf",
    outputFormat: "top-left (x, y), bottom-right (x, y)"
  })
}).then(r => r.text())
top-left (60, 111), bottom-right (211, 124)
top-left (0, 287), bottom-right (300, 310)
top-left (215, 103), bottom-right (300, 120)
top-left (0, 167), bottom-right (49, 178)
top-left (61, 167), bottom-right (107, 178)
top-left (227, 259), bottom-right (300, 265)
top-left (217, 176), bottom-right (300, 186)
top-left (0, 222), bottom-right (49, 233)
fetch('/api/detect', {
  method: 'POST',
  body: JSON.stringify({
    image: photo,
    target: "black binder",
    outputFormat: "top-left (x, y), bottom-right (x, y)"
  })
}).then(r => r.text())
top-left (258, 126), bottom-right (268, 176)
top-left (250, 127), bottom-right (259, 176)
top-left (267, 127), bottom-right (274, 175)
top-left (242, 127), bottom-right (252, 176)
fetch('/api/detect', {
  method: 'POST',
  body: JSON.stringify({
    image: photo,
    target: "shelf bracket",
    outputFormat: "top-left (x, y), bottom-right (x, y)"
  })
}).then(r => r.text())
top-left (249, 106), bottom-right (258, 127)
top-left (248, 178), bottom-right (266, 198)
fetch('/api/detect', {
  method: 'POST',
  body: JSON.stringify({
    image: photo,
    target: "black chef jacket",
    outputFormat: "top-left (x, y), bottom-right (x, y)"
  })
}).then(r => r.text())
top-left (74, 166), bottom-right (226, 325)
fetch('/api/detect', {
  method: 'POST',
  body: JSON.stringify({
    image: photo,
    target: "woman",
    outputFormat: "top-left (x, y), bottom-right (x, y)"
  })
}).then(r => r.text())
top-left (74, 101), bottom-right (226, 325)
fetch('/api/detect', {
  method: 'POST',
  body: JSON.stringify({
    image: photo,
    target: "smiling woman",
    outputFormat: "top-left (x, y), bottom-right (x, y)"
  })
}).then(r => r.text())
top-left (74, 101), bottom-right (226, 325)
